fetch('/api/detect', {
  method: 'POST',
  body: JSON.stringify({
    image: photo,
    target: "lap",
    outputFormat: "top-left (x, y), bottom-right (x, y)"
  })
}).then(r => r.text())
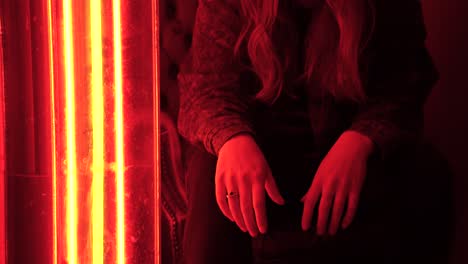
top-left (182, 142), bottom-right (451, 263)
top-left (251, 156), bottom-right (406, 263)
top-left (252, 142), bottom-right (452, 263)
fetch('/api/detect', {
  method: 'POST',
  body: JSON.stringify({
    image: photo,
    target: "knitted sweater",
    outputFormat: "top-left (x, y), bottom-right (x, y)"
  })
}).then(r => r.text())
top-left (177, 0), bottom-right (438, 160)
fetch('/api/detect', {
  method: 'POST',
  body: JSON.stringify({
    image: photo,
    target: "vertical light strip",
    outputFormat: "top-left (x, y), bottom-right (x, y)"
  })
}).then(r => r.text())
top-left (151, 0), bottom-right (161, 263)
top-left (0, 13), bottom-right (6, 264)
top-left (63, 0), bottom-right (77, 263)
top-left (90, 0), bottom-right (105, 263)
top-left (46, 0), bottom-right (58, 263)
top-left (112, 0), bottom-right (125, 263)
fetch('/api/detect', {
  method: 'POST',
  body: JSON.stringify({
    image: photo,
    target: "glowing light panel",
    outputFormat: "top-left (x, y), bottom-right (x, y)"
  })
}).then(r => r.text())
top-left (152, 0), bottom-right (161, 262)
top-left (49, 0), bottom-right (160, 263)
top-left (112, 0), bottom-right (126, 263)
top-left (46, 0), bottom-right (58, 263)
top-left (90, 0), bottom-right (105, 263)
top-left (63, 0), bottom-right (78, 263)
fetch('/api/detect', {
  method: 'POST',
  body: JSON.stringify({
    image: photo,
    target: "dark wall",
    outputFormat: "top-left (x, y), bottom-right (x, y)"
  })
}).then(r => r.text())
top-left (422, 1), bottom-right (468, 263)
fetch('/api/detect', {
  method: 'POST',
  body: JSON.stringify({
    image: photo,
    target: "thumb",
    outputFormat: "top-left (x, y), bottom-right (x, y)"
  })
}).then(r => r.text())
top-left (264, 172), bottom-right (285, 205)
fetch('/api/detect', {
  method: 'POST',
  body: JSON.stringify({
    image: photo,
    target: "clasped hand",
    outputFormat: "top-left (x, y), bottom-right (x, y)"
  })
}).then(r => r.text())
top-left (215, 131), bottom-right (374, 237)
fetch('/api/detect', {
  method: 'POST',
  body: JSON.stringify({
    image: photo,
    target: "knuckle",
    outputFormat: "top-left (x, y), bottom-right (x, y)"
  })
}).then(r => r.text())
top-left (250, 167), bottom-right (262, 177)
top-left (216, 170), bottom-right (225, 179)
top-left (349, 191), bottom-right (360, 199)
top-left (241, 200), bottom-right (251, 211)
top-left (324, 179), bottom-right (338, 190)
top-left (321, 192), bottom-right (333, 202)
top-left (238, 174), bottom-right (251, 185)
top-left (253, 200), bottom-right (263, 209)
top-left (253, 163), bottom-right (268, 174)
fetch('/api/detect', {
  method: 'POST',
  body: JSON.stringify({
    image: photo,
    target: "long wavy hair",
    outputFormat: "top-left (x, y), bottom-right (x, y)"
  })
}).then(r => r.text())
top-left (234, 0), bottom-right (375, 104)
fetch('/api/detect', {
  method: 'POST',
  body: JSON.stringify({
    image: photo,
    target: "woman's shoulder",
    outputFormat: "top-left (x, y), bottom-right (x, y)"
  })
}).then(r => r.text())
top-left (197, 0), bottom-right (242, 24)
top-left (191, 0), bottom-right (244, 63)
top-left (195, 0), bottom-right (244, 40)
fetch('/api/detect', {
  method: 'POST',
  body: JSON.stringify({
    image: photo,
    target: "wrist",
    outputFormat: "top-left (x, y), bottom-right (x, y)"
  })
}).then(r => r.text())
top-left (219, 132), bottom-right (255, 154)
top-left (341, 130), bottom-right (375, 156)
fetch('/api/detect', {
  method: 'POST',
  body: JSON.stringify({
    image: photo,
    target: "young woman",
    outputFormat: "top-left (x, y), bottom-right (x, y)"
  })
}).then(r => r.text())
top-left (177, 0), bottom-right (438, 263)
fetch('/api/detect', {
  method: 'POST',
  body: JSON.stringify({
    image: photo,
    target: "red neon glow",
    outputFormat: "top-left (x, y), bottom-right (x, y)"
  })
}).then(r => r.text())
top-left (49, 0), bottom-right (160, 263)
top-left (46, 0), bottom-right (58, 263)
top-left (90, 0), bottom-right (105, 262)
top-left (62, 0), bottom-right (78, 263)
top-left (152, 0), bottom-right (161, 263)
top-left (0, 12), bottom-right (6, 264)
top-left (112, 0), bottom-right (126, 263)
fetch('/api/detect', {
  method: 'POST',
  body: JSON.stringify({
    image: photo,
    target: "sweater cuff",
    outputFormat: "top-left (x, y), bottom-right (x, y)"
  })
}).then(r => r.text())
top-left (348, 119), bottom-right (402, 160)
top-left (206, 124), bottom-right (255, 156)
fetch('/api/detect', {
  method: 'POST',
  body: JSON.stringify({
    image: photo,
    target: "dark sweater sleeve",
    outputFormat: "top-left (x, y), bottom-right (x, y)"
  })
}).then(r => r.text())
top-left (349, 0), bottom-right (438, 159)
top-left (177, 0), bottom-right (255, 156)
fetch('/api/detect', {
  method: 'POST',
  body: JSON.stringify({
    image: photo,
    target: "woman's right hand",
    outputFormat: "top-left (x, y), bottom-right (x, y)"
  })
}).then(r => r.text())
top-left (216, 133), bottom-right (285, 237)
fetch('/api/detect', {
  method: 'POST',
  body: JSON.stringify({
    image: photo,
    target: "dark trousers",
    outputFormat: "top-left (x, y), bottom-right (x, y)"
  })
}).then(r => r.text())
top-left (182, 146), bottom-right (253, 264)
top-left (182, 142), bottom-right (452, 264)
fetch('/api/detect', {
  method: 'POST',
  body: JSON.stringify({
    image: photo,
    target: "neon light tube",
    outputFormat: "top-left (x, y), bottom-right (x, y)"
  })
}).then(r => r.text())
top-left (152, 0), bottom-right (161, 263)
top-left (112, 0), bottom-right (126, 263)
top-left (90, 0), bottom-right (105, 262)
top-left (63, 0), bottom-right (77, 263)
top-left (46, 0), bottom-right (58, 263)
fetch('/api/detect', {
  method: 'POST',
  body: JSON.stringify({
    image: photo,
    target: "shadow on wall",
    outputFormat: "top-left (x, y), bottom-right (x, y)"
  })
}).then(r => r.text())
top-left (422, 1), bottom-right (468, 264)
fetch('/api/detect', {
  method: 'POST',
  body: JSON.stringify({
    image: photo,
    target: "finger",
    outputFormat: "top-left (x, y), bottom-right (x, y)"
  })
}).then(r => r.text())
top-left (264, 171), bottom-right (285, 205)
top-left (228, 194), bottom-right (247, 232)
top-left (252, 183), bottom-right (267, 234)
top-left (328, 190), bottom-right (346, 236)
top-left (239, 182), bottom-right (259, 237)
top-left (342, 193), bottom-right (360, 229)
top-left (317, 192), bottom-right (333, 235)
top-left (226, 180), bottom-right (247, 232)
top-left (215, 176), bottom-right (233, 221)
top-left (301, 183), bottom-right (321, 231)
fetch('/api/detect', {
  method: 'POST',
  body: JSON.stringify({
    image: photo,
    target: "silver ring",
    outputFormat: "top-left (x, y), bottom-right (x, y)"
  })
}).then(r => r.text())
top-left (226, 191), bottom-right (239, 199)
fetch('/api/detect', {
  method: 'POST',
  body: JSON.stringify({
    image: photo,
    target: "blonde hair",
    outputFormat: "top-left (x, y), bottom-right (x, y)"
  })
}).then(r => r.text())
top-left (235, 0), bottom-right (375, 104)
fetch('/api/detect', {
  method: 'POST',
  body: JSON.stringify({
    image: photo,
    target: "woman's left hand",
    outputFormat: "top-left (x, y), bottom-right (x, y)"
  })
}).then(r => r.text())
top-left (301, 131), bottom-right (375, 236)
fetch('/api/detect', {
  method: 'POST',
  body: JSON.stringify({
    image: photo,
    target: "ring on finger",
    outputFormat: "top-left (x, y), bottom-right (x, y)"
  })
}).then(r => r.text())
top-left (226, 191), bottom-right (239, 199)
